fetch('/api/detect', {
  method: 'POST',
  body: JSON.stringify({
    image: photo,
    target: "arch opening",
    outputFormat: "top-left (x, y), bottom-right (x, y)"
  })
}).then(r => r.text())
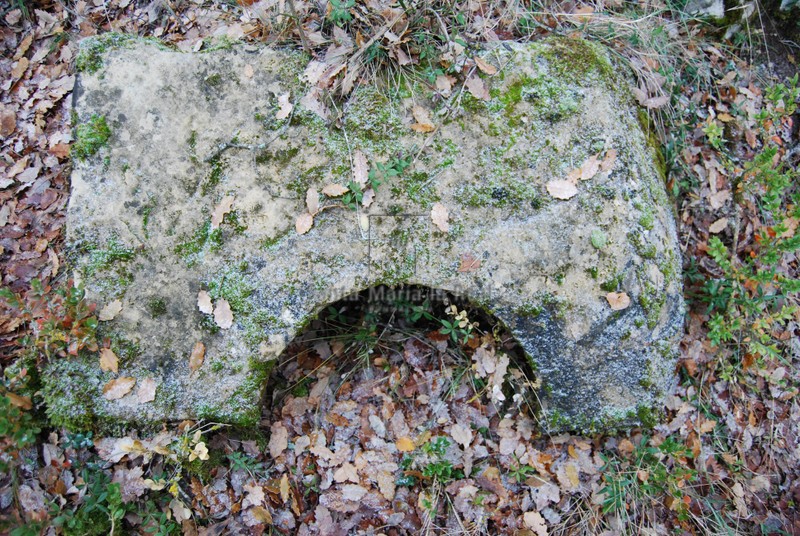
top-left (259, 285), bottom-right (544, 532)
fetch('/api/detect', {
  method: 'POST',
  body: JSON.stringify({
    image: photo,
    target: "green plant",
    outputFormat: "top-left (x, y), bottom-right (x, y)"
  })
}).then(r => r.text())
top-left (328, 0), bottom-right (354, 26)
top-left (439, 304), bottom-right (479, 344)
top-left (0, 373), bottom-right (39, 472)
top-left (600, 435), bottom-right (697, 521)
top-left (51, 468), bottom-right (129, 535)
top-left (0, 279), bottom-right (99, 359)
top-left (342, 154), bottom-right (411, 210)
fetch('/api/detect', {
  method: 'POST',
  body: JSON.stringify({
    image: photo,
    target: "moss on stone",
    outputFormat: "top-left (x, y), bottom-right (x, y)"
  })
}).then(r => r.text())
top-left (147, 297), bottom-right (168, 318)
top-left (75, 33), bottom-right (169, 74)
top-left (72, 115), bottom-right (111, 161)
top-left (175, 220), bottom-right (223, 265)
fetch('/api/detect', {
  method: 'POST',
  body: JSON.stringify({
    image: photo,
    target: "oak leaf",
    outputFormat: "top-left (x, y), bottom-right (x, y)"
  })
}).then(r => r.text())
top-left (189, 342), bottom-right (205, 372)
top-left (137, 378), bottom-right (157, 403)
top-left (322, 183), bottom-right (349, 197)
top-left (431, 203), bottom-right (449, 232)
top-left (296, 212), bottom-right (314, 234)
top-left (99, 348), bottom-right (119, 373)
top-left (197, 290), bottom-right (213, 315)
top-left (98, 299), bottom-right (123, 321)
top-left (474, 56), bottom-right (498, 75)
top-left (275, 93), bottom-right (293, 120)
top-left (103, 377), bottom-right (136, 400)
top-left (546, 180), bottom-right (578, 200)
top-left (210, 196), bottom-right (234, 230)
top-left (214, 299), bottom-right (234, 329)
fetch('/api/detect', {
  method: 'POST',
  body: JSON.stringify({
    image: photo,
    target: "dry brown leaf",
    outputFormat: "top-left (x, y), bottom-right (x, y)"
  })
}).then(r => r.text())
top-left (352, 150), bottom-right (369, 188)
top-left (411, 105), bottom-right (436, 133)
top-left (474, 56), bottom-right (498, 75)
top-left (214, 299), bottom-right (234, 329)
top-left (98, 299), bottom-right (123, 321)
top-left (197, 290), bottom-right (213, 315)
top-left (333, 463), bottom-right (359, 483)
top-left (435, 75), bottom-right (455, 95)
top-left (270, 422), bottom-right (289, 458)
top-left (431, 202), bottom-right (449, 232)
top-left (280, 474), bottom-right (290, 504)
top-left (137, 378), bottom-right (157, 403)
top-left (465, 75), bottom-right (490, 101)
top-left (396, 437), bottom-right (415, 452)
top-left (524, 511), bottom-right (548, 535)
top-left (11, 57), bottom-right (28, 79)
top-left (296, 212), bottom-right (314, 235)
top-left (210, 196), bottom-right (234, 230)
top-left (580, 154), bottom-right (601, 180)
top-left (606, 292), bottom-right (631, 311)
top-left (99, 348), bottom-right (119, 373)
top-left (709, 217), bottom-right (728, 234)
top-left (322, 183), bottom-right (349, 197)
top-left (361, 188), bottom-right (375, 208)
top-left (458, 253), bottom-right (481, 273)
top-left (306, 187), bottom-right (319, 215)
top-left (546, 180), bottom-right (578, 200)
top-left (103, 377), bottom-right (136, 400)
top-left (6, 392), bottom-right (32, 410)
top-left (275, 92), bottom-right (293, 120)
top-left (243, 482), bottom-right (266, 509)
top-left (600, 149), bottom-right (617, 171)
top-left (450, 423), bottom-right (473, 448)
top-left (189, 342), bottom-right (205, 372)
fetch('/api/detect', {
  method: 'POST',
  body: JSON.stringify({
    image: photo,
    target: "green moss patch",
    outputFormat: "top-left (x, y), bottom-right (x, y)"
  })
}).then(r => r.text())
top-left (72, 115), bottom-right (111, 161)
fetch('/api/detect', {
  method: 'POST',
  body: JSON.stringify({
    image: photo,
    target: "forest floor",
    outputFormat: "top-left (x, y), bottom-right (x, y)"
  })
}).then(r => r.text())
top-left (1, 0), bottom-right (799, 534)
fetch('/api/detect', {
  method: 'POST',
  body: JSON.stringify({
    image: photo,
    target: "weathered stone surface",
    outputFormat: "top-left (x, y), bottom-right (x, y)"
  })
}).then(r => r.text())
top-left (55, 35), bottom-right (684, 432)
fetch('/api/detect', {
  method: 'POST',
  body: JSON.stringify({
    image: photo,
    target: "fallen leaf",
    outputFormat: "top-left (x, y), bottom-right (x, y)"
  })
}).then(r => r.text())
top-left (352, 150), bottom-right (369, 188)
top-left (170, 499), bottom-right (191, 522)
top-left (322, 183), bottom-right (349, 197)
top-left (275, 92), bottom-right (293, 120)
top-left (210, 195), bottom-right (234, 230)
top-left (524, 511), bottom-right (548, 535)
top-left (546, 180), bottom-right (578, 200)
top-left (396, 437), bottom-right (415, 452)
top-left (450, 423), bottom-right (473, 448)
top-left (137, 378), bottom-right (157, 403)
top-left (709, 217), bottom-right (728, 234)
top-left (606, 292), bottom-right (631, 311)
top-left (580, 154), bottom-right (601, 180)
top-left (243, 64), bottom-right (254, 78)
top-left (243, 482), bottom-right (266, 509)
top-left (458, 252), bottom-right (481, 272)
top-left (431, 202), bottom-right (449, 232)
top-left (601, 149), bottom-right (617, 171)
top-left (6, 393), bottom-right (32, 410)
top-left (100, 348), bottom-right (119, 373)
top-left (197, 290), bottom-right (213, 315)
top-left (11, 57), bottom-right (28, 79)
top-left (333, 463), bottom-right (359, 483)
top-left (411, 105), bottom-right (435, 133)
top-left (280, 474), bottom-right (290, 503)
top-left (435, 75), bottom-right (454, 95)
top-left (465, 74), bottom-right (490, 101)
top-left (189, 442), bottom-right (209, 462)
top-left (361, 188), bottom-right (375, 208)
top-left (270, 422), bottom-right (289, 458)
top-left (306, 187), bottom-right (319, 215)
top-left (214, 299), bottom-right (234, 329)
top-left (189, 342), bottom-right (205, 372)
top-left (99, 299), bottom-right (123, 321)
top-left (103, 377), bottom-right (136, 400)
top-left (474, 56), bottom-right (498, 75)
top-left (296, 212), bottom-right (314, 234)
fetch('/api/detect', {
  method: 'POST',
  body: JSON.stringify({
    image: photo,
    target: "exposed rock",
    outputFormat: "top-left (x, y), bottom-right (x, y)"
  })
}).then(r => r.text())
top-left (55, 35), bottom-right (684, 433)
